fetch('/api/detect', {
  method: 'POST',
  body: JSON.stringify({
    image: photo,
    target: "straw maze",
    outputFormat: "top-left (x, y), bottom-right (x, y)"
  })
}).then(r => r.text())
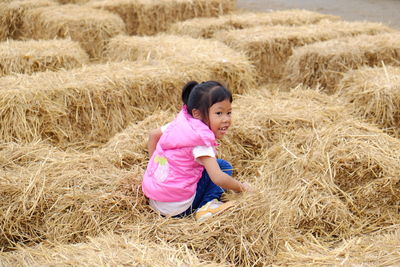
top-left (1, 0), bottom-right (400, 265)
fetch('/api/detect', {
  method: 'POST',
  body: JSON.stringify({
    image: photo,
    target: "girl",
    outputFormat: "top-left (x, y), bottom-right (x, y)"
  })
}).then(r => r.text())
top-left (142, 80), bottom-right (251, 221)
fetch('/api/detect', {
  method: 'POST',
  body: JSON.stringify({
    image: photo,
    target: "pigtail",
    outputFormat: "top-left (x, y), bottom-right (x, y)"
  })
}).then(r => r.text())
top-left (182, 81), bottom-right (198, 105)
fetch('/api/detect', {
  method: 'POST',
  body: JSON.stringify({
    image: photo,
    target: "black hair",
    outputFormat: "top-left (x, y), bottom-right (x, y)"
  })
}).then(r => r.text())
top-left (181, 80), bottom-right (232, 122)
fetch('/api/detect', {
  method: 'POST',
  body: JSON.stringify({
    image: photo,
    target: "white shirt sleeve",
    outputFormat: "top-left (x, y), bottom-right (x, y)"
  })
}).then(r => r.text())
top-left (193, 145), bottom-right (215, 160)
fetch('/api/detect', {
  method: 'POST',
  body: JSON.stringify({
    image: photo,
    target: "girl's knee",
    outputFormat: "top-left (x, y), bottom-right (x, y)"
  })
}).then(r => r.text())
top-left (217, 159), bottom-right (233, 176)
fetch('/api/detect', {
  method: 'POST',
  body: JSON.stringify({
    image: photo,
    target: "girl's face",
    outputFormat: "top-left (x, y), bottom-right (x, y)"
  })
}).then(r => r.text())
top-left (207, 99), bottom-right (232, 139)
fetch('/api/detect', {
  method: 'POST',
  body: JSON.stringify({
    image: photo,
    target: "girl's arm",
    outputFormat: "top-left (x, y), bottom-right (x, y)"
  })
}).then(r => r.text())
top-left (197, 156), bottom-right (250, 192)
top-left (148, 128), bottom-right (162, 158)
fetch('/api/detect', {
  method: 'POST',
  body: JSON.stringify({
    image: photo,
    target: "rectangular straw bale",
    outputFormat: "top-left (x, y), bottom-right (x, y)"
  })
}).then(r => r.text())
top-left (103, 34), bottom-right (257, 94)
top-left (168, 9), bottom-right (340, 39)
top-left (57, 0), bottom-right (90, 3)
top-left (0, 39), bottom-right (89, 76)
top-left (100, 110), bottom-right (174, 169)
top-left (221, 88), bottom-right (400, 239)
top-left (0, 60), bottom-right (219, 148)
top-left (124, 187), bottom-right (294, 266)
top-left (214, 20), bottom-right (394, 83)
top-left (20, 4), bottom-right (126, 59)
top-left (275, 230), bottom-right (400, 266)
top-left (283, 33), bottom-right (400, 93)
top-left (337, 66), bottom-right (400, 138)
top-left (0, 234), bottom-right (219, 266)
top-left (0, 141), bottom-right (146, 248)
top-left (86, 0), bottom-right (235, 36)
top-left (0, 0), bottom-right (57, 40)
top-left (219, 87), bottom-right (346, 177)
top-left (258, 118), bottom-right (400, 239)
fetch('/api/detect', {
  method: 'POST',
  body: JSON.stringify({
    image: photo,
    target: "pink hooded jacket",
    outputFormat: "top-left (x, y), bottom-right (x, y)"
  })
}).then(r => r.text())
top-left (142, 106), bottom-right (217, 202)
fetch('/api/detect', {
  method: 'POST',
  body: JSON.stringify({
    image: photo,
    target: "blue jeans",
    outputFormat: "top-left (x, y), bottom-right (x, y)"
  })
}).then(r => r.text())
top-left (176, 159), bottom-right (233, 217)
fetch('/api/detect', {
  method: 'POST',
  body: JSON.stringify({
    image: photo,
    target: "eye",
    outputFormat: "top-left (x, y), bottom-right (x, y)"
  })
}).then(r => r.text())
top-left (215, 112), bottom-right (222, 115)
top-left (227, 111), bottom-right (232, 116)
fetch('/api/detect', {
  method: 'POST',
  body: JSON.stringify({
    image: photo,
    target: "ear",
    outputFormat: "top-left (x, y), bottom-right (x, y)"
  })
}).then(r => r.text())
top-left (192, 109), bottom-right (202, 120)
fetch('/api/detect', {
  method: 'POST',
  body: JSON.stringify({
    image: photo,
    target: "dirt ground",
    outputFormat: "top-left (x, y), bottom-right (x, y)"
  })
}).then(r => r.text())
top-left (237, 0), bottom-right (400, 29)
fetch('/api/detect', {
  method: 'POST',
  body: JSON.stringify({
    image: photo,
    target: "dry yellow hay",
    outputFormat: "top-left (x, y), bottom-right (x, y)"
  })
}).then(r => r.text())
top-left (269, 120), bottom-right (400, 239)
top-left (0, 39), bottom-right (89, 76)
top-left (20, 4), bottom-right (126, 59)
top-left (87, 0), bottom-right (235, 36)
top-left (0, 106), bottom-right (294, 266)
top-left (336, 66), bottom-right (400, 137)
top-left (214, 20), bottom-right (394, 83)
top-left (220, 87), bottom-right (345, 177)
top-left (103, 34), bottom-right (257, 94)
top-left (0, 141), bottom-right (148, 249)
top-left (121, 188), bottom-right (294, 266)
top-left (0, 234), bottom-right (222, 266)
top-left (2, 84), bottom-right (399, 264)
top-left (100, 110), bottom-right (174, 169)
top-left (57, 0), bottom-right (89, 3)
top-left (283, 32), bottom-right (400, 93)
top-left (0, 60), bottom-right (235, 148)
top-left (275, 229), bottom-right (400, 266)
top-left (221, 88), bottom-right (400, 240)
top-left (0, 0), bottom-right (57, 40)
top-left (168, 9), bottom-right (340, 39)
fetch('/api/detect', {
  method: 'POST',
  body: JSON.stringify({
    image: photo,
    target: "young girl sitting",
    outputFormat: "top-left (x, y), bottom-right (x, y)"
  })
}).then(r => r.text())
top-left (142, 80), bottom-right (251, 221)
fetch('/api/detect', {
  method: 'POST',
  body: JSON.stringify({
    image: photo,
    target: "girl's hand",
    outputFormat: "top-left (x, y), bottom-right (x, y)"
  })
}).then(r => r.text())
top-left (241, 182), bottom-right (254, 192)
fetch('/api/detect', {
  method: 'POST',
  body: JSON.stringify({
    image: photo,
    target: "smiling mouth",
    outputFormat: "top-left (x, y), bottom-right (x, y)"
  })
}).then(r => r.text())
top-left (219, 127), bottom-right (228, 133)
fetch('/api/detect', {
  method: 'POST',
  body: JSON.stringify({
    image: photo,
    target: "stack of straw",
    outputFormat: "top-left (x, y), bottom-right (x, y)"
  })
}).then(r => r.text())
top-left (275, 229), bottom-right (400, 266)
top-left (21, 4), bottom-right (126, 59)
top-left (0, 59), bottom-right (249, 148)
top-left (57, 0), bottom-right (90, 3)
top-left (103, 34), bottom-right (257, 94)
top-left (0, 0), bottom-right (57, 40)
top-left (121, 189), bottom-right (294, 266)
top-left (0, 39), bottom-right (89, 76)
top-left (0, 234), bottom-right (222, 266)
top-left (337, 66), bottom-right (400, 138)
top-left (214, 20), bottom-right (394, 83)
top-left (0, 141), bottom-right (146, 249)
top-left (87, 0), bottom-right (236, 36)
top-left (220, 88), bottom-right (345, 177)
top-left (168, 9), bottom-right (340, 38)
top-left (222, 88), bottom-right (400, 241)
top-left (99, 110), bottom-right (174, 169)
top-left (283, 32), bottom-right (400, 93)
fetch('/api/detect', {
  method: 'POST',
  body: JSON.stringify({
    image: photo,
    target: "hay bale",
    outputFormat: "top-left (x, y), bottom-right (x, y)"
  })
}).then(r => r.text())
top-left (100, 110), bottom-right (174, 169)
top-left (58, 0), bottom-right (89, 3)
top-left (222, 88), bottom-right (400, 239)
top-left (87, 0), bottom-right (236, 36)
top-left (21, 4), bottom-right (126, 59)
top-left (168, 9), bottom-right (340, 39)
top-left (0, 39), bottom-right (89, 76)
top-left (122, 188), bottom-right (294, 266)
top-left (273, 120), bottom-right (400, 239)
top-left (219, 87), bottom-right (345, 177)
top-left (336, 66), bottom-right (400, 137)
top-left (283, 32), bottom-right (400, 93)
top-left (0, 0), bottom-right (57, 40)
top-left (0, 60), bottom-right (230, 148)
top-left (275, 229), bottom-right (400, 266)
top-left (0, 141), bottom-right (147, 249)
top-left (214, 20), bottom-right (394, 83)
top-left (0, 234), bottom-right (220, 266)
top-left (103, 34), bottom-right (257, 94)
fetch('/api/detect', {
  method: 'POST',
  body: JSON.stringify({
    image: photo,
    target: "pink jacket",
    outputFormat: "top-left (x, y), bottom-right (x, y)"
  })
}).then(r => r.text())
top-left (142, 106), bottom-right (217, 202)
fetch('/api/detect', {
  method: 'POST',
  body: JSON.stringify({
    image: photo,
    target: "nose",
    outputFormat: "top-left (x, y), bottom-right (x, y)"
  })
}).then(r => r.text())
top-left (223, 114), bottom-right (231, 123)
